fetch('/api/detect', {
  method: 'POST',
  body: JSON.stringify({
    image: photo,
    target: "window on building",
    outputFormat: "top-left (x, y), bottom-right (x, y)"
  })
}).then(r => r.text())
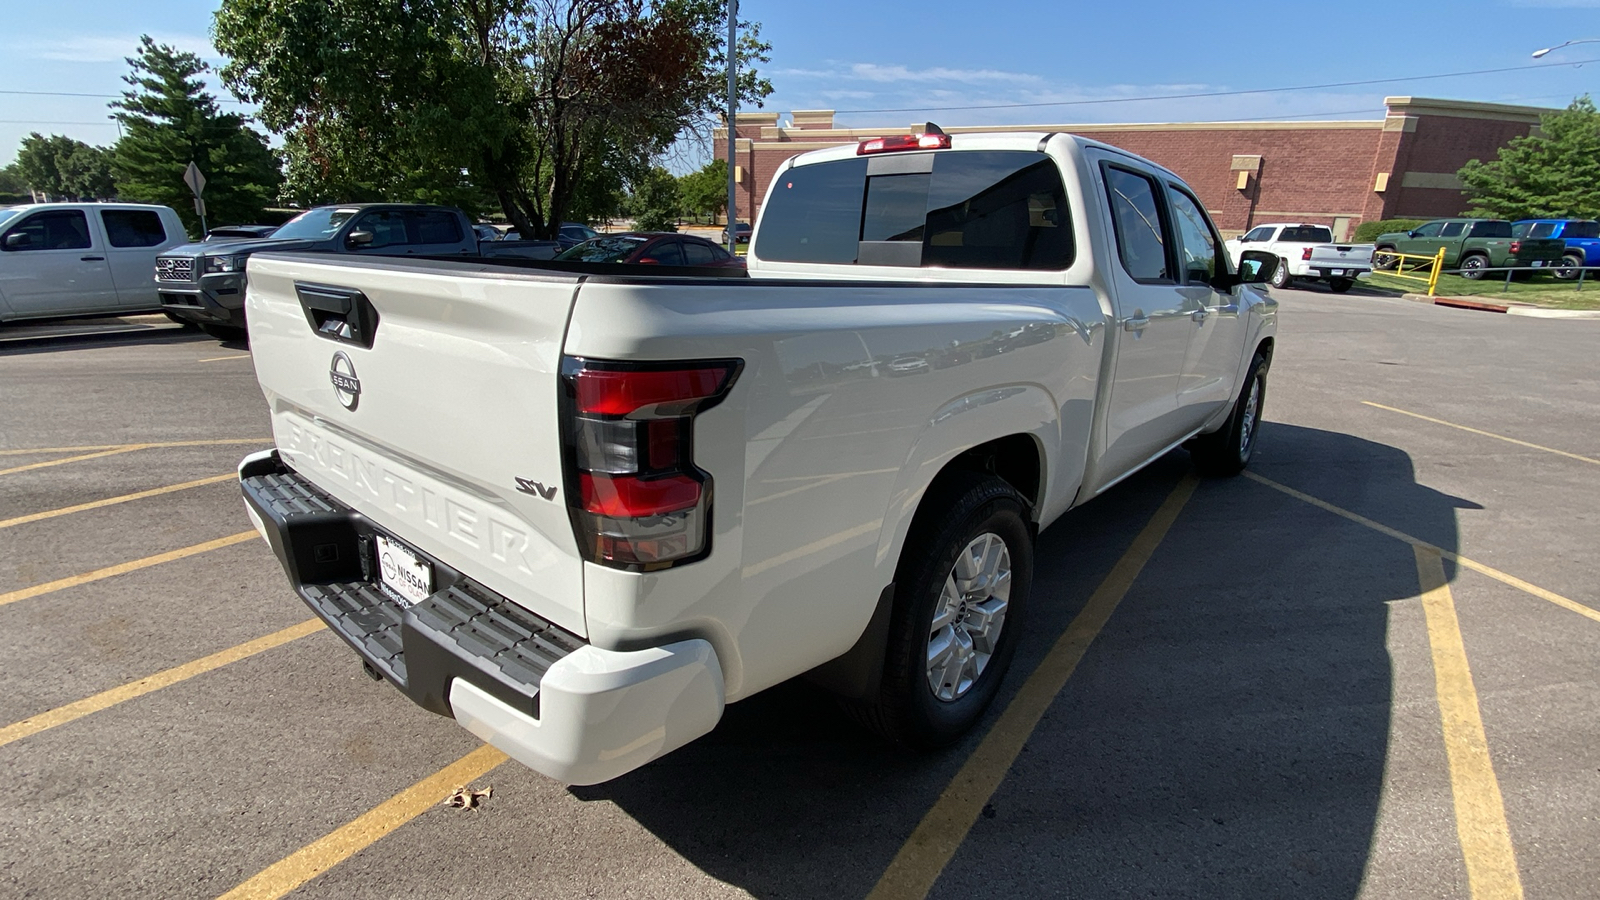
top-left (1102, 165), bottom-right (1171, 282)
top-left (100, 209), bottom-right (167, 248)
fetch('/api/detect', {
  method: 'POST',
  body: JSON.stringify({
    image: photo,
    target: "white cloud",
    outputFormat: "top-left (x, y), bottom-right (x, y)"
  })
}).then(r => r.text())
top-left (19, 32), bottom-right (219, 64)
top-left (773, 61), bottom-right (1042, 86)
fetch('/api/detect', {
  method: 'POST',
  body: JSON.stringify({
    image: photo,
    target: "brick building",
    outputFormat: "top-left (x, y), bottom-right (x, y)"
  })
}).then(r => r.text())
top-left (714, 96), bottom-right (1551, 239)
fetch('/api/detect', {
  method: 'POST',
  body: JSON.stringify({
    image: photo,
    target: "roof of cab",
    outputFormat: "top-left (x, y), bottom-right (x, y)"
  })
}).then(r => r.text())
top-left (781, 130), bottom-right (1184, 183)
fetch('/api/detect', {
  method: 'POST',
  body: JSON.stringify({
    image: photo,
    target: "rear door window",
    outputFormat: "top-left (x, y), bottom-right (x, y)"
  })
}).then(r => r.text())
top-left (681, 240), bottom-right (716, 265)
top-left (1102, 165), bottom-right (1172, 283)
top-left (100, 209), bottom-right (167, 247)
top-left (1470, 221), bottom-right (1511, 239)
top-left (1567, 221), bottom-right (1600, 239)
top-left (644, 240), bottom-right (684, 265)
top-left (1529, 222), bottom-right (1558, 238)
top-left (412, 210), bottom-right (463, 244)
top-left (754, 150), bottom-right (1073, 271)
top-left (1440, 222), bottom-right (1466, 238)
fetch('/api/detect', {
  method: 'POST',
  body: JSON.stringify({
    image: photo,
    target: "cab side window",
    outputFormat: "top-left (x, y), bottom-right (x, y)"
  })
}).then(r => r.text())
top-left (1412, 222), bottom-right (1444, 238)
top-left (1102, 165), bottom-right (1171, 282)
top-left (1167, 186), bottom-right (1221, 284)
top-left (6, 210), bottom-right (92, 251)
top-left (1242, 226), bottom-right (1275, 242)
top-left (352, 211), bottom-right (408, 249)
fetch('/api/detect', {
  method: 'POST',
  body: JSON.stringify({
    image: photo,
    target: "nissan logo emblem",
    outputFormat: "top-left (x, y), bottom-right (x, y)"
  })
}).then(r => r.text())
top-left (330, 352), bottom-right (361, 411)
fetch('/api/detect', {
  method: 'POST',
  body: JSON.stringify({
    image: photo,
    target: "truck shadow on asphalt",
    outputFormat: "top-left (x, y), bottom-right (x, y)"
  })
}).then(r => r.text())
top-left (576, 422), bottom-right (1478, 900)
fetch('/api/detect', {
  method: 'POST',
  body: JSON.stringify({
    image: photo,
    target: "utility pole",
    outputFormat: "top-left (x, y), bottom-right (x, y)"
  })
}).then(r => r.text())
top-left (726, 0), bottom-right (738, 253)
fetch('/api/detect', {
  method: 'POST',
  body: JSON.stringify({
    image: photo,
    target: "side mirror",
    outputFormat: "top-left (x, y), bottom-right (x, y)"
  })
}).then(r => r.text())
top-left (4, 232), bottom-right (32, 250)
top-left (1407, 230), bottom-right (1420, 238)
top-left (347, 230), bottom-right (375, 247)
top-left (1237, 249), bottom-right (1278, 285)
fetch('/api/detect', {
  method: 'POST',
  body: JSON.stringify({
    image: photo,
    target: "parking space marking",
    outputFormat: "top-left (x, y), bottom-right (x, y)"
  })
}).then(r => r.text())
top-left (198, 354), bottom-right (252, 363)
top-left (1415, 547), bottom-right (1525, 899)
top-left (0, 619), bottom-right (323, 750)
top-left (1363, 401), bottom-right (1600, 467)
top-left (1245, 473), bottom-right (1600, 625)
top-left (0, 437), bottom-right (270, 458)
top-left (0, 531), bottom-right (257, 608)
top-left (216, 744), bottom-right (508, 900)
top-left (0, 473), bottom-right (235, 529)
top-left (867, 474), bottom-right (1199, 900)
top-left (0, 447), bottom-right (144, 476)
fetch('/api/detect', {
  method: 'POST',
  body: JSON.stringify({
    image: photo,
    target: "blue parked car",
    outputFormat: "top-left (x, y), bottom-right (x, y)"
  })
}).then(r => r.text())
top-left (1512, 219), bottom-right (1600, 280)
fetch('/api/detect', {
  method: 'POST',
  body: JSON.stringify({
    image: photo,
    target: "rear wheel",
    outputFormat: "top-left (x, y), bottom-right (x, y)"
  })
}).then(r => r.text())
top-left (1460, 254), bottom-right (1489, 280)
top-left (1269, 257), bottom-right (1292, 289)
top-left (1555, 252), bottom-right (1584, 281)
top-left (1187, 351), bottom-right (1267, 477)
top-left (1373, 247), bottom-right (1398, 271)
top-left (847, 473), bottom-right (1033, 749)
top-left (1328, 277), bottom-right (1353, 293)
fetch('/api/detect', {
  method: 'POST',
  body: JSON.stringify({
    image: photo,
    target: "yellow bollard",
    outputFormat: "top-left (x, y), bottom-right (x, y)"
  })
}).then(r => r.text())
top-left (1427, 247), bottom-right (1445, 296)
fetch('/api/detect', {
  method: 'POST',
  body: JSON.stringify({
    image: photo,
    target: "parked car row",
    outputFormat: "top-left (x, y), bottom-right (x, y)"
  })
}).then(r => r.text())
top-left (1372, 219), bottom-right (1567, 279)
top-left (1224, 223), bottom-right (1372, 293)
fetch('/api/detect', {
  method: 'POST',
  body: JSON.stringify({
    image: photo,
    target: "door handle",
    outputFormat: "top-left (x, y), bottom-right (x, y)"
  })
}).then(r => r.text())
top-left (1123, 315), bottom-right (1150, 332)
top-left (81, 256), bottom-right (105, 261)
top-left (1191, 308), bottom-right (1209, 323)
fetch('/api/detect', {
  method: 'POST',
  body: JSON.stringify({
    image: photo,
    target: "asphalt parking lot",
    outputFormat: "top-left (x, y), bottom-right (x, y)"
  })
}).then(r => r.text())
top-left (1, 288), bottom-right (1597, 900)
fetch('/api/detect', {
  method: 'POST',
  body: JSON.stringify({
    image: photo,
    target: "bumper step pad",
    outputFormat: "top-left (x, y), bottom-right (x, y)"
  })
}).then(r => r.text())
top-left (241, 454), bottom-right (584, 720)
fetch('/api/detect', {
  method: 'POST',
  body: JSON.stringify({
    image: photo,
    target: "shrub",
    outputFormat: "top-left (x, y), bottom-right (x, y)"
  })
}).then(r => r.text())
top-left (1354, 219), bottom-right (1425, 243)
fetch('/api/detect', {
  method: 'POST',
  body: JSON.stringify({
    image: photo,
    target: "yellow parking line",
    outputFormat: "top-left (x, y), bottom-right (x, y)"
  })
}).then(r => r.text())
top-left (1245, 472), bottom-right (1600, 625)
top-left (868, 475), bottom-right (1199, 900)
top-left (0, 473), bottom-right (235, 529)
top-left (216, 744), bottom-right (508, 900)
top-left (0, 446), bottom-right (142, 475)
top-left (0, 619), bottom-right (324, 750)
top-left (1363, 401), bottom-right (1600, 467)
top-left (0, 438), bottom-right (270, 457)
top-left (1414, 547), bottom-right (1524, 899)
top-left (0, 531), bottom-right (258, 609)
top-left (198, 354), bottom-right (251, 363)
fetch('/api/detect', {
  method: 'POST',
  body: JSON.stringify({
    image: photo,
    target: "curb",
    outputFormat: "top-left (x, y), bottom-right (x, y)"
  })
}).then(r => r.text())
top-left (1400, 292), bottom-right (1600, 319)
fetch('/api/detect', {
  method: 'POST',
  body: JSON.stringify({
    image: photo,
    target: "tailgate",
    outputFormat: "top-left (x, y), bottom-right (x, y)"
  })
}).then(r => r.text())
top-left (244, 253), bottom-right (589, 636)
top-left (1310, 244), bottom-right (1373, 264)
top-left (1515, 238), bottom-right (1565, 259)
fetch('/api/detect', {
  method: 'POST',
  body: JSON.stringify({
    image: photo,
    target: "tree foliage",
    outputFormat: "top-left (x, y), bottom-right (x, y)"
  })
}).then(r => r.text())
top-left (111, 35), bottom-right (281, 233)
top-left (676, 158), bottom-right (726, 223)
top-left (13, 134), bottom-right (117, 200)
top-left (214, 0), bottom-right (772, 239)
top-left (1460, 96), bottom-right (1600, 220)
top-left (625, 166), bottom-right (680, 231)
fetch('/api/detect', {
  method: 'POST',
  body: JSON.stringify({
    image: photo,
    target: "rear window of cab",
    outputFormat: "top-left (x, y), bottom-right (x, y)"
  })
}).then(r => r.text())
top-left (754, 150), bottom-right (1074, 271)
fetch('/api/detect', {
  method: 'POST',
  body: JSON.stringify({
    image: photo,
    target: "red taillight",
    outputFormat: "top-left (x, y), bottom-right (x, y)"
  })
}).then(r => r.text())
top-left (1301, 247), bottom-right (1314, 261)
top-left (857, 133), bottom-right (952, 155)
top-left (562, 357), bottom-right (742, 569)
top-left (1510, 240), bottom-right (1522, 254)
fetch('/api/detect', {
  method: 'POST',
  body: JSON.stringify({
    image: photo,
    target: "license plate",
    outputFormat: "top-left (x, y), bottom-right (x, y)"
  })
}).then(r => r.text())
top-left (1330, 269), bottom-right (1345, 276)
top-left (375, 534), bottom-right (433, 605)
top-left (1531, 260), bottom-right (1544, 267)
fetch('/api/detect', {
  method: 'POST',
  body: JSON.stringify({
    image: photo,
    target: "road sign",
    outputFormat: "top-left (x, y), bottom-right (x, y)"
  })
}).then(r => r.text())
top-left (183, 161), bottom-right (206, 197)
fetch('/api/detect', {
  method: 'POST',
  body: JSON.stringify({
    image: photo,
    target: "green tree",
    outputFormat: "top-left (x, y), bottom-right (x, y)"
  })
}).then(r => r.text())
top-left (626, 166), bottom-right (680, 231)
top-left (13, 134), bottom-right (117, 199)
top-left (0, 162), bottom-right (25, 201)
top-left (677, 158), bottom-right (726, 223)
top-left (111, 35), bottom-right (282, 233)
top-left (1460, 96), bottom-right (1600, 220)
top-left (214, 0), bottom-right (772, 239)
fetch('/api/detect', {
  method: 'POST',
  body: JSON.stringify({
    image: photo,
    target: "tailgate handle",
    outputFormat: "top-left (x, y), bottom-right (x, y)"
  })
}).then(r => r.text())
top-left (295, 282), bottom-right (380, 349)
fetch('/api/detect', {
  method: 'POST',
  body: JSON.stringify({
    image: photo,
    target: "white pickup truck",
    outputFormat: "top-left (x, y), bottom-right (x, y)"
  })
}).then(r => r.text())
top-left (238, 132), bottom-right (1280, 784)
top-left (1224, 223), bottom-right (1372, 293)
top-left (0, 202), bottom-right (188, 323)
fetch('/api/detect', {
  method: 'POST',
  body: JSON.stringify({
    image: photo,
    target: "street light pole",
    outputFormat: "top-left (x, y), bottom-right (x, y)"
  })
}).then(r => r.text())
top-left (1532, 38), bottom-right (1600, 58)
top-left (726, 0), bottom-right (738, 253)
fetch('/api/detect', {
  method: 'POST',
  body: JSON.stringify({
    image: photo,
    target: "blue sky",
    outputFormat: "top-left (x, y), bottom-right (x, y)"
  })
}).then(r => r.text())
top-left (2, 0), bottom-right (1597, 168)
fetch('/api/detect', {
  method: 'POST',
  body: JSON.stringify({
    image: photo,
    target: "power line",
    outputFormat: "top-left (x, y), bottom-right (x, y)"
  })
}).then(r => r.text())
top-left (0, 119), bottom-right (118, 126)
top-left (827, 57), bottom-right (1600, 115)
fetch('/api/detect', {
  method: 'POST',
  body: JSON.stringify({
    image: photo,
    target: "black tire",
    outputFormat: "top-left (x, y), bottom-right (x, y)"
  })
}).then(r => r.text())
top-left (162, 311), bottom-right (198, 329)
top-left (1269, 257), bottom-right (1292, 289)
top-left (847, 473), bottom-right (1034, 749)
top-left (1460, 254), bottom-right (1489, 280)
top-left (1328, 277), bottom-right (1353, 293)
top-left (200, 323), bottom-right (248, 343)
top-left (1187, 351), bottom-right (1267, 477)
top-left (1373, 247), bottom-right (1398, 271)
top-left (1554, 253), bottom-right (1583, 281)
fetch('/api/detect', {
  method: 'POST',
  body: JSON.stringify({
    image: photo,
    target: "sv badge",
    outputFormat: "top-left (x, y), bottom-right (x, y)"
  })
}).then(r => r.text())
top-left (515, 477), bottom-right (558, 501)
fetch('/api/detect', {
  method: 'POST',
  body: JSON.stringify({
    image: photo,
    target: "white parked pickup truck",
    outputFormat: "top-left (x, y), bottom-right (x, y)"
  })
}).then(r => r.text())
top-left (1224, 223), bottom-right (1372, 293)
top-left (0, 203), bottom-right (187, 323)
top-left (238, 131), bottom-right (1281, 784)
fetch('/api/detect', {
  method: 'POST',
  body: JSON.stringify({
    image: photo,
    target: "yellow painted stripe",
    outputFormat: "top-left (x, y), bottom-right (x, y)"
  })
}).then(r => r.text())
top-left (1414, 547), bottom-right (1525, 899)
top-left (0, 446), bottom-right (142, 475)
top-left (1245, 473), bottom-right (1600, 625)
top-left (0, 619), bottom-right (324, 750)
top-left (216, 744), bottom-right (509, 900)
top-left (0, 473), bottom-right (235, 529)
top-left (868, 474), bottom-right (1200, 900)
top-left (198, 354), bottom-right (252, 363)
top-left (1364, 401), bottom-right (1600, 467)
top-left (0, 531), bottom-right (258, 608)
top-left (0, 438), bottom-right (271, 458)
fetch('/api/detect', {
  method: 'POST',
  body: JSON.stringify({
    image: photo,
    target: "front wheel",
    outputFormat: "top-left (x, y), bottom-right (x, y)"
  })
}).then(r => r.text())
top-left (1187, 351), bottom-right (1267, 477)
top-left (1460, 254), bottom-right (1489, 280)
top-left (1269, 257), bottom-right (1292, 289)
top-left (848, 473), bottom-right (1033, 749)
